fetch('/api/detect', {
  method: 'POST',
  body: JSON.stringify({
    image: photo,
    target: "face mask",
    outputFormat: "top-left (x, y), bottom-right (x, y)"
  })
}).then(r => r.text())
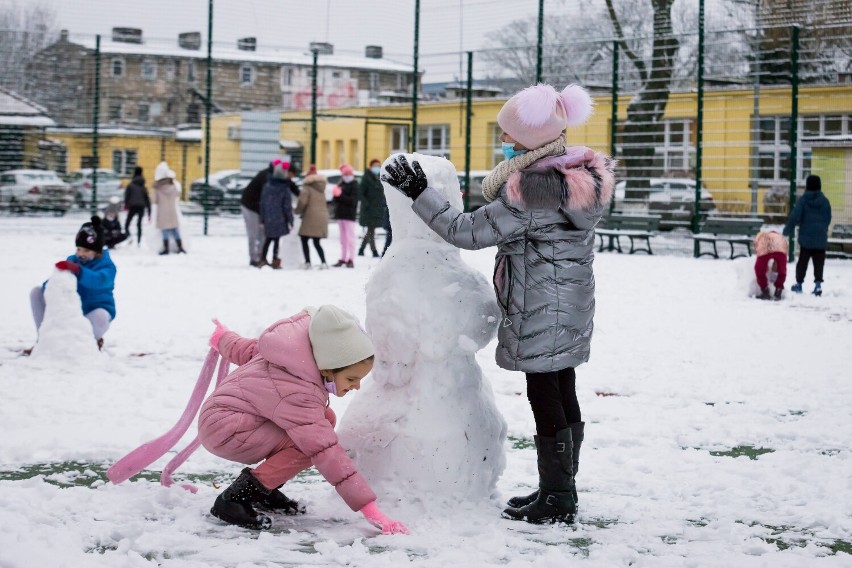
top-left (502, 142), bottom-right (527, 161)
top-left (324, 373), bottom-right (337, 395)
top-left (342, 175), bottom-right (354, 183)
top-left (371, 166), bottom-right (381, 176)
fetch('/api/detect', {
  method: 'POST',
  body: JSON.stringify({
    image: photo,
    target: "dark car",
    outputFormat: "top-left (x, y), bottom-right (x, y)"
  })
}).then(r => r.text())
top-left (457, 170), bottom-right (490, 212)
top-left (188, 169), bottom-right (241, 210)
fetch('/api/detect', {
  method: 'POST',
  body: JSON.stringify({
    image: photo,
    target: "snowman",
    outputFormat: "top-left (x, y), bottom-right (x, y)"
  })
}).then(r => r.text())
top-left (337, 153), bottom-right (506, 511)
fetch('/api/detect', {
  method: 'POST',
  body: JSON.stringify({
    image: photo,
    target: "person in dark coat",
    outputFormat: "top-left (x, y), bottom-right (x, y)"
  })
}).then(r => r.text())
top-left (383, 83), bottom-right (615, 525)
top-left (240, 163), bottom-right (271, 267)
top-left (331, 164), bottom-right (359, 268)
top-left (783, 174), bottom-right (832, 296)
top-left (258, 159), bottom-right (295, 269)
top-left (123, 166), bottom-right (150, 246)
top-left (357, 159), bottom-right (387, 258)
top-left (102, 197), bottom-right (128, 249)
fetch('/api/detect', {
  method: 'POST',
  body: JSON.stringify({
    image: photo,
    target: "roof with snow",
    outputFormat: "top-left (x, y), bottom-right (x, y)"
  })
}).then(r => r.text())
top-left (0, 87), bottom-right (56, 127)
top-left (67, 36), bottom-right (414, 74)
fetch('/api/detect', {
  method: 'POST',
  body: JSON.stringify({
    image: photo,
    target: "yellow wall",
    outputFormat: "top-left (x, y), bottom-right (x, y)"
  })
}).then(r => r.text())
top-left (50, 131), bottom-right (202, 198)
top-left (206, 114), bottom-right (243, 173)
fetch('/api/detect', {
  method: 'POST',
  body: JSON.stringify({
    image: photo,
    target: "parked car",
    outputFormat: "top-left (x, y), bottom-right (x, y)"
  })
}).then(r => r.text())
top-left (614, 178), bottom-right (715, 229)
top-left (189, 169), bottom-right (241, 209)
top-left (66, 168), bottom-right (124, 209)
top-left (0, 169), bottom-right (74, 214)
top-left (222, 173), bottom-right (256, 213)
top-left (456, 170), bottom-right (491, 211)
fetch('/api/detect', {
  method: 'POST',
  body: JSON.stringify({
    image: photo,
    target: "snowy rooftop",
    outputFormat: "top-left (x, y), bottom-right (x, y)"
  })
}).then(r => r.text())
top-left (68, 36), bottom-right (414, 74)
top-left (0, 87), bottom-right (56, 127)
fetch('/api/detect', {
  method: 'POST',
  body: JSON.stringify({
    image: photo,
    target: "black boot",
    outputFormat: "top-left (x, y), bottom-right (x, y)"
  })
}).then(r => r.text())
top-left (503, 429), bottom-right (576, 524)
top-left (176, 239), bottom-right (186, 254)
top-left (252, 483), bottom-right (306, 515)
top-left (210, 468), bottom-right (272, 530)
top-left (506, 422), bottom-right (584, 509)
top-left (159, 240), bottom-right (169, 255)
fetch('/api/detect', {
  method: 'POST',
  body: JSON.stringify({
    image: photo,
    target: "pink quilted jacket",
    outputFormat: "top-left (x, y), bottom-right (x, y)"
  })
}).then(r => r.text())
top-left (197, 309), bottom-right (376, 511)
top-left (754, 230), bottom-right (789, 257)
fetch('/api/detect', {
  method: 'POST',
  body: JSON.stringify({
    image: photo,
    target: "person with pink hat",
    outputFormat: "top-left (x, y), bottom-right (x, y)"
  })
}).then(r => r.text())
top-left (383, 83), bottom-right (616, 525)
top-left (331, 163), bottom-right (359, 267)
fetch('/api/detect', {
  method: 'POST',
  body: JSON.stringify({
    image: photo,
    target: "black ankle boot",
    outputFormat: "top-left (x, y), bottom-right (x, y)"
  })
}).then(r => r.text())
top-left (210, 468), bottom-right (272, 530)
top-left (503, 428), bottom-right (576, 524)
top-left (159, 240), bottom-right (169, 255)
top-left (252, 484), bottom-right (306, 515)
top-left (176, 239), bottom-right (186, 254)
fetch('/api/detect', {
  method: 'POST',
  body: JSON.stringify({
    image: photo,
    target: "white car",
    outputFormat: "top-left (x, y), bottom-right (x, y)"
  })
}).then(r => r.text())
top-left (66, 168), bottom-right (124, 208)
top-left (0, 169), bottom-right (75, 214)
top-left (614, 177), bottom-right (715, 228)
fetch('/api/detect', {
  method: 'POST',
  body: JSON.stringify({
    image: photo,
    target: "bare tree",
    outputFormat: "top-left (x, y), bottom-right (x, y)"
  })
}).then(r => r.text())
top-left (0, 1), bottom-right (58, 94)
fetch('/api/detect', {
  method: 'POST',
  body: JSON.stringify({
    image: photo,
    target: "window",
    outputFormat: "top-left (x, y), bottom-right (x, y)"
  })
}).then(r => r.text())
top-left (490, 123), bottom-right (503, 168)
top-left (240, 65), bottom-right (255, 86)
top-left (138, 103), bottom-right (150, 123)
top-left (111, 58), bottom-right (124, 77)
top-left (166, 60), bottom-right (176, 80)
top-left (390, 125), bottom-right (409, 153)
top-left (108, 102), bottom-right (122, 121)
top-left (654, 120), bottom-right (694, 173)
top-left (141, 59), bottom-right (157, 80)
top-left (80, 156), bottom-right (97, 169)
top-left (757, 115), bottom-right (850, 185)
top-left (112, 149), bottom-right (138, 176)
top-left (281, 66), bottom-right (293, 87)
top-left (416, 125), bottom-right (450, 159)
top-left (188, 61), bottom-right (197, 83)
top-left (186, 103), bottom-right (200, 123)
top-left (369, 72), bottom-right (379, 93)
top-left (396, 73), bottom-right (406, 91)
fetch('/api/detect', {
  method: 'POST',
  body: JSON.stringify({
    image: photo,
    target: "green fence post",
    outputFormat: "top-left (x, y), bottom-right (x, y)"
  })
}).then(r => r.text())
top-left (536, 0), bottom-right (544, 83)
top-left (411, 0), bottom-right (420, 152)
top-left (91, 35), bottom-right (100, 216)
top-left (202, 0), bottom-right (213, 236)
top-left (692, 0), bottom-right (706, 257)
top-left (609, 40), bottom-right (618, 215)
top-left (464, 51), bottom-right (473, 211)
top-left (787, 25), bottom-right (800, 263)
top-left (310, 48), bottom-right (318, 165)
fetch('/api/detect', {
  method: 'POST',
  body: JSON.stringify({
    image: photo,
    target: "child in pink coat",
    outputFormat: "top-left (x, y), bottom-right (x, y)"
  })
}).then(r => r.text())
top-left (200, 305), bottom-right (408, 534)
top-left (753, 230), bottom-right (789, 300)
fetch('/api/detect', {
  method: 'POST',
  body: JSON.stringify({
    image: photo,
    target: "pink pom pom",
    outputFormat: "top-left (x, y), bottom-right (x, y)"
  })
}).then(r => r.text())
top-left (514, 84), bottom-right (560, 128)
top-left (561, 84), bottom-right (594, 127)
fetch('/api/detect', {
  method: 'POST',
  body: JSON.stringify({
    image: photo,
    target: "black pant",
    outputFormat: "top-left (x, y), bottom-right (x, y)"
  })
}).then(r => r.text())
top-left (359, 227), bottom-right (378, 255)
top-left (125, 206), bottom-right (146, 243)
top-left (262, 237), bottom-right (280, 260)
top-left (300, 236), bottom-right (326, 264)
top-left (796, 246), bottom-right (826, 283)
top-left (526, 368), bottom-right (581, 437)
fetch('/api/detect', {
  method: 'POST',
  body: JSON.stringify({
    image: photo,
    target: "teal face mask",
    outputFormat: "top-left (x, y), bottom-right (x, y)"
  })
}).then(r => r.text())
top-left (502, 142), bottom-right (527, 161)
top-left (371, 166), bottom-right (381, 176)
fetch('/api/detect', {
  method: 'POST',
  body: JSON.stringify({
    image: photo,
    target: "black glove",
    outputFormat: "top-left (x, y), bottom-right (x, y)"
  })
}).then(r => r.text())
top-left (381, 155), bottom-right (428, 200)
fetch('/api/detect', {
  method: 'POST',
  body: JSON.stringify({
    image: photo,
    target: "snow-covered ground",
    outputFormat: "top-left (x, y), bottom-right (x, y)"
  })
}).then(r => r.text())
top-left (1, 211), bottom-right (850, 567)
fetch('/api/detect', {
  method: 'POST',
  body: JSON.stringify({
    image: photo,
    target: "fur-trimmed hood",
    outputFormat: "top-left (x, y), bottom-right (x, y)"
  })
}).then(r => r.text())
top-left (505, 149), bottom-right (616, 212)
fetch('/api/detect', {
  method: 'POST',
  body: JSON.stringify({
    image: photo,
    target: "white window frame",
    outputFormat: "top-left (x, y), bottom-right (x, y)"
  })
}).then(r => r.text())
top-left (166, 60), bottom-right (176, 80)
top-left (141, 59), bottom-right (157, 80)
top-left (111, 57), bottom-right (125, 77)
top-left (416, 124), bottom-right (450, 159)
top-left (112, 149), bottom-right (137, 176)
top-left (240, 64), bottom-right (256, 86)
top-left (369, 72), bottom-right (379, 93)
top-left (107, 102), bottom-right (123, 121)
top-left (187, 61), bottom-right (197, 83)
top-left (654, 119), bottom-right (694, 174)
top-left (390, 125), bottom-right (409, 153)
top-left (280, 66), bottom-right (293, 87)
top-left (137, 103), bottom-right (150, 123)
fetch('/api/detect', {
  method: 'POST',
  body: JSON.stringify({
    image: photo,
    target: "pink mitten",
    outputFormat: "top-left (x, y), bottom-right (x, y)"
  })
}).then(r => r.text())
top-left (332, 185), bottom-right (342, 198)
top-left (209, 319), bottom-right (230, 352)
top-left (360, 501), bottom-right (409, 535)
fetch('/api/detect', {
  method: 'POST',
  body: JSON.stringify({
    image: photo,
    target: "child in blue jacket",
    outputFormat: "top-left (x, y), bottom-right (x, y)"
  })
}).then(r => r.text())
top-left (29, 216), bottom-right (117, 351)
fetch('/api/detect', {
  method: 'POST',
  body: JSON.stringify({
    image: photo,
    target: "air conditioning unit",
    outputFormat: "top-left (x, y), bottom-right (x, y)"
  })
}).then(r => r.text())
top-left (227, 126), bottom-right (241, 141)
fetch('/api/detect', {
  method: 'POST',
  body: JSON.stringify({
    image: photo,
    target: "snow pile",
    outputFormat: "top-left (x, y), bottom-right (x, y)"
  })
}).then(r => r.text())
top-left (338, 154), bottom-right (507, 512)
top-left (30, 270), bottom-right (100, 359)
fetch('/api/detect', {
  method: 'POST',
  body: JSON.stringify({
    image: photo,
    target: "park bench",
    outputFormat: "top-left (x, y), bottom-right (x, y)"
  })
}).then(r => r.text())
top-left (692, 217), bottom-right (764, 259)
top-left (827, 224), bottom-right (852, 259)
top-left (596, 213), bottom-right (661, 254)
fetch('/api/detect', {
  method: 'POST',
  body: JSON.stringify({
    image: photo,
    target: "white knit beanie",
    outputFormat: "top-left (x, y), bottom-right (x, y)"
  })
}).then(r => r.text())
top-left (308, 305), bottom-right (375, 370)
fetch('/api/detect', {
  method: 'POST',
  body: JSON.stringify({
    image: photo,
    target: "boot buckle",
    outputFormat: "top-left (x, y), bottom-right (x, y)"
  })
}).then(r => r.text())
top-left (545, 494), bottom-right (557, 506)
top-left (555, 442), bottom-right (566, 453)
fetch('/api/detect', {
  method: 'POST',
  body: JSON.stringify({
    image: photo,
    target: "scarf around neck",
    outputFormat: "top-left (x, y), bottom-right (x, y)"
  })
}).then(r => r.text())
top-left (481, 137), bottom-right (567, 203)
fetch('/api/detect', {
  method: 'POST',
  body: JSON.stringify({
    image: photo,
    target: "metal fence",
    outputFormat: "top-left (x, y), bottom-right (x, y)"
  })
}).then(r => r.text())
top-left (1, 0), bottom-right (850, 255)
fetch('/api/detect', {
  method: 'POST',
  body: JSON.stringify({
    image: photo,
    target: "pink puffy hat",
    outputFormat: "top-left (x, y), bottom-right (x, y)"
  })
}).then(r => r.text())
top-left (339, 163), bottom-right (354, 176)
top-left (497, 83), bottom-right (594, 150)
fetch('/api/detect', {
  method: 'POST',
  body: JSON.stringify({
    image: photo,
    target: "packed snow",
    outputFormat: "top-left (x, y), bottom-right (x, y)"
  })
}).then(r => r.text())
top-left (1, 210), bottom-right (851, 567)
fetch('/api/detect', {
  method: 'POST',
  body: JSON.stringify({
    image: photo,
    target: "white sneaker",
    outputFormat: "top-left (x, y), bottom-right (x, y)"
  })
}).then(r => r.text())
top-left (300, 262), bottom-right (312, 270)
top-left (319, 263), bottom-right (329, 270)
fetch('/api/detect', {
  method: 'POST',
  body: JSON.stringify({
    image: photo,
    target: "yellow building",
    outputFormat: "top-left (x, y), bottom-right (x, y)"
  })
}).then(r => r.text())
top-left (206, 84), bottom-right (852, 224)
top-left (47, 127), bottom-right (202, 197)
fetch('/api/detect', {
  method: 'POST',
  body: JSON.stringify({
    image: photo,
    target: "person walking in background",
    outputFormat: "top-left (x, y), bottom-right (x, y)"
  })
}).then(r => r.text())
top-left (153, 162), bottom-right (186, 255)
top-left (783, 174), bottom-right (832, 296)
top-left (295, 165), bottom-right (329, 270)
top-left (331, 164), bottom-right (359, 268)
top-left (258, 159), bottom-right (294, 269)
top-left (383, 83), bottom-right (614, 525)
top-left (123, 166), bottom-right (150, 246)
top-left (240, 161), bottom-right (272, 267)
top-left (753, 230), bottom-right (788, 300)
top-left (357, 159), bottom-right (386, 258)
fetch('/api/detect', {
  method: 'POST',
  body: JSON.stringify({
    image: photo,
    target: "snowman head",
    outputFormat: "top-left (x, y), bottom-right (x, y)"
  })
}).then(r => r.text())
top-left (382, 153), bottom-right (463, 242)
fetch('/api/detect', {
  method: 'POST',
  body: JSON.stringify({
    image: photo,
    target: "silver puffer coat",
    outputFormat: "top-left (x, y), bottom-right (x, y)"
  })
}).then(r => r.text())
top-left (412, 150), bottom-right (616, 373)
